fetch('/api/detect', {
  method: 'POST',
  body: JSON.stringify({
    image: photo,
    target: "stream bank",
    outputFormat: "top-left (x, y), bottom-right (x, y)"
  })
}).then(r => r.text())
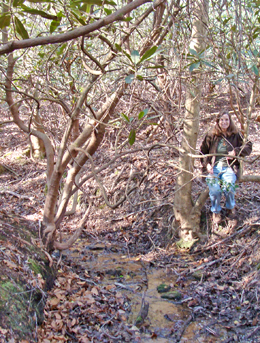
top-left (0, 212), bottom-right (56, 342)
top-left (38, 219), bottom-right (260, 343)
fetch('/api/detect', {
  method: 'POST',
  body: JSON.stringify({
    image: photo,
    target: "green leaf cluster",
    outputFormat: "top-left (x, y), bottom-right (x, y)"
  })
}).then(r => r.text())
top-left (186, 48), bottom-right (216, 72)
top-left (123, 46), bottom-right (163, 84)
top-left (119, 108), bottom-right (150, 146)
top-left (0, 0), bottom-right (119, 38)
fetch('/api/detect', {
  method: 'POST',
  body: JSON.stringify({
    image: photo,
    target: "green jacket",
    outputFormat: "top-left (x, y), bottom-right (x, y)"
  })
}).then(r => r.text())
top-left (200, 131), bottom-right (252, 174)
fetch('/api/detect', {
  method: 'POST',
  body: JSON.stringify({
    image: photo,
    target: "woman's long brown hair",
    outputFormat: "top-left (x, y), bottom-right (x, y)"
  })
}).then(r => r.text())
top-left (212, 110), bottom-right (238, 136)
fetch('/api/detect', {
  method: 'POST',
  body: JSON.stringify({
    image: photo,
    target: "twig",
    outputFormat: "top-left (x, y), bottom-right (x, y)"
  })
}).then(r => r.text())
top-left (11, 234), bottom-right (34, 247)
top-left (0, 163), bottom-right (19, 176)
top-left (175, 314), bottom-right (193, 342)
top-left (65, 330), bottom-right (78, 342)
top-left (78, 276), bottom-right (98, 286)
top-left (203, 221), bottom-right (259, 251)
top-left (114, 282), bottom-right (135, 292)
top-left (74, 147), bottom-right (144, 209)
top-left (111, 201), bottom-right (173, 221)
top-left (0, 189), bottom-right (33, 200)
top-left (135, 291), bottom-right (149, 327)
top-left (0, 120), bottom-right (14, 126)
top-left (100, 313), bottom-right (117, 329)
top-left (184, 255), bottom-right (227, 276)
top-left (201, 323), bottom-right (219, 337)
top-left (71, 143), bottom-right (179, 196)
top-left (148, 234), bottom-right (156, 250)
top-left (246, 326), bottom-right (260, 339)
top-left (226, 237), bottom-right (258, 274)
top-left (100, 331), bottom-right (120, 341)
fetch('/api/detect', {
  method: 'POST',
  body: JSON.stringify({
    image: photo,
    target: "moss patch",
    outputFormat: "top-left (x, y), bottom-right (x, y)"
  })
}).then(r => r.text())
top-left (161, 291), bottom-right (182, 301)
top-left (0, 213), bottom-right (56, 341)
top-left (0, 280), bottom-right (37, 340)
top-left (176, 238), bottom-right (198, 250)
top-left (28, 258), bottom-right (43, 275)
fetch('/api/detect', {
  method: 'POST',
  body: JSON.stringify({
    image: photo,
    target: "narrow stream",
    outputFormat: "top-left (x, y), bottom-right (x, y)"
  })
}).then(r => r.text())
top-left (62, 241), bottom-right (227, 342)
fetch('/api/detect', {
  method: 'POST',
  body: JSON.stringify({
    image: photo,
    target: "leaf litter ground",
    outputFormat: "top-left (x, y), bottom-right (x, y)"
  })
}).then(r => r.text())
top-left (1, 97), bottom-right (260, 342)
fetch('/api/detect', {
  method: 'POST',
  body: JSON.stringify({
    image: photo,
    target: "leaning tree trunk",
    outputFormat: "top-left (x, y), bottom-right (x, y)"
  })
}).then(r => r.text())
top-left (173, 0), bottom-right (209, 246)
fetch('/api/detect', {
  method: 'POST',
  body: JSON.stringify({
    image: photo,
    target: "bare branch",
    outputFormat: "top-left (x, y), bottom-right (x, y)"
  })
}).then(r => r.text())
top-left (53, 204), bottom-right (92, 251)
top-left (81, 36), bottom-right (104, 74)
top-left (74, 147), bottom-right (145, 209)
top-left (0, 0), bottom-right (153, 55)
top-left (5, 52), bottom-right (55, 185)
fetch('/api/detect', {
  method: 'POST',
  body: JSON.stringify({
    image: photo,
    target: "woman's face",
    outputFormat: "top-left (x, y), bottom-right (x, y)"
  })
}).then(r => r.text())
top-left (218, 114), bottom-right (230, 132)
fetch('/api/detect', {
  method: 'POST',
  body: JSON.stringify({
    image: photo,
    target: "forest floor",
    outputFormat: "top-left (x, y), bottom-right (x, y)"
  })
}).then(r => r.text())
top-left (1, 94), bottom-right (260, 343)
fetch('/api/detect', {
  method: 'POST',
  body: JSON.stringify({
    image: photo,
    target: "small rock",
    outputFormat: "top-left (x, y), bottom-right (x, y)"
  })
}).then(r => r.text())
top-left (157, 283), bottom-right (171, 293)
top-left (161, 291), bottom-right (182, 300)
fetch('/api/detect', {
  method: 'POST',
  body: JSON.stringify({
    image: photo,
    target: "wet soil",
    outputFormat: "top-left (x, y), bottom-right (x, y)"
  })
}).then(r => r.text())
top-left (38, 221), bottom-right (260, 343)
top-left (1, 94), bottom-right (260, 342)
top-left (59, 241), bottom-right (224, 342)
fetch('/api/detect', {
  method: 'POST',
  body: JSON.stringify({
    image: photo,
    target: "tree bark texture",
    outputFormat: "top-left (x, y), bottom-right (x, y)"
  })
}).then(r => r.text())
top-left (41, 84), bottom-right (127, 250)
top-left (174, 0), bottom-right (209, 241)
top-left (0, 0), bottom-right (165, 55)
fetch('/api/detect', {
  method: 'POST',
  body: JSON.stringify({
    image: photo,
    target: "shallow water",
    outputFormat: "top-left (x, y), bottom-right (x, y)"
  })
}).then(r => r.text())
top-left (63, 242), bottom-right (227, 342)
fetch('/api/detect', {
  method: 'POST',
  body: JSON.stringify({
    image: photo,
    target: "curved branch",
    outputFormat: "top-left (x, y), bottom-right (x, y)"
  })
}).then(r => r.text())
top-left (54, 83), bottom-right (127, 226)
top-left (5, 88), bottom-right (40, 108)
top-left (81, 36), bottom-right (104, 73)
top-left (53, 204), bottom-right (91, 251)
top-left (5, 53), bottom-right (55, 184)
top-left (0, 0), bottom-right (152, 55)
top-left (54, 0), bottom-right (167, 174)
top-left (40, 96), bottom-right (71, 115)
top-left (81, 58), bottom-right (103, 75)
top-left (74, 147), bottom-right (141, 209)
top-left (87, 32), bottom-right (116, 51)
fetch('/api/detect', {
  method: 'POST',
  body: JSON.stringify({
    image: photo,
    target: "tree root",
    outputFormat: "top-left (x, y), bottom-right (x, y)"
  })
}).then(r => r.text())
top-left (135, 292), bottom-right (149, 327)
top-left (175, 314), bottom-right (193, 342)
top-left (53, 204), bottom-right (91, 251)
top-left (54, 226), bottom-right (83, 251)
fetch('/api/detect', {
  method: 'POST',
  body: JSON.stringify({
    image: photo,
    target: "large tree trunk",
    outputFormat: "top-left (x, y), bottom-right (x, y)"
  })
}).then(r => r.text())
top-left (173, 0), bottom-right (209, 246)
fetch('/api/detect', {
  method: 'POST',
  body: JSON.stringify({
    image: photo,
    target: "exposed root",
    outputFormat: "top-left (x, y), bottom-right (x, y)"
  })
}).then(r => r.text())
top-left (53, 205), bottom-right (91, 251)
top-left (54, 226), bottom-right (83, 251)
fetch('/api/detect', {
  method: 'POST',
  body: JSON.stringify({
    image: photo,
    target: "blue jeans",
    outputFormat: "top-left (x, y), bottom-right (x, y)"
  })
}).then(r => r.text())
top-left (206, 165), bottom-right (237, 213)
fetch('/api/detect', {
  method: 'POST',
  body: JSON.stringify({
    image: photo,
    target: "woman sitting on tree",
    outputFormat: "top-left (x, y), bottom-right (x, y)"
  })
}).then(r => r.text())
top-left (200, 110), bottom-right (252, 224)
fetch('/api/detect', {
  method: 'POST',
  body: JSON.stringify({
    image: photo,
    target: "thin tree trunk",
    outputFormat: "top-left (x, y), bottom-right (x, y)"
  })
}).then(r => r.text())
top-left (41, 83), bottom-right (126, 250)
top-left (173, 0), bottom-right (209, 244)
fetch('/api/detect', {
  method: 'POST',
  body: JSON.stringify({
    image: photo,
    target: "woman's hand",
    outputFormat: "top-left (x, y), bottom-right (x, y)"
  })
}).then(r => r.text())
top-left (227, 150), bottom-right (236, 159)
top-left (207, 163), bottom-right (213, 174)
